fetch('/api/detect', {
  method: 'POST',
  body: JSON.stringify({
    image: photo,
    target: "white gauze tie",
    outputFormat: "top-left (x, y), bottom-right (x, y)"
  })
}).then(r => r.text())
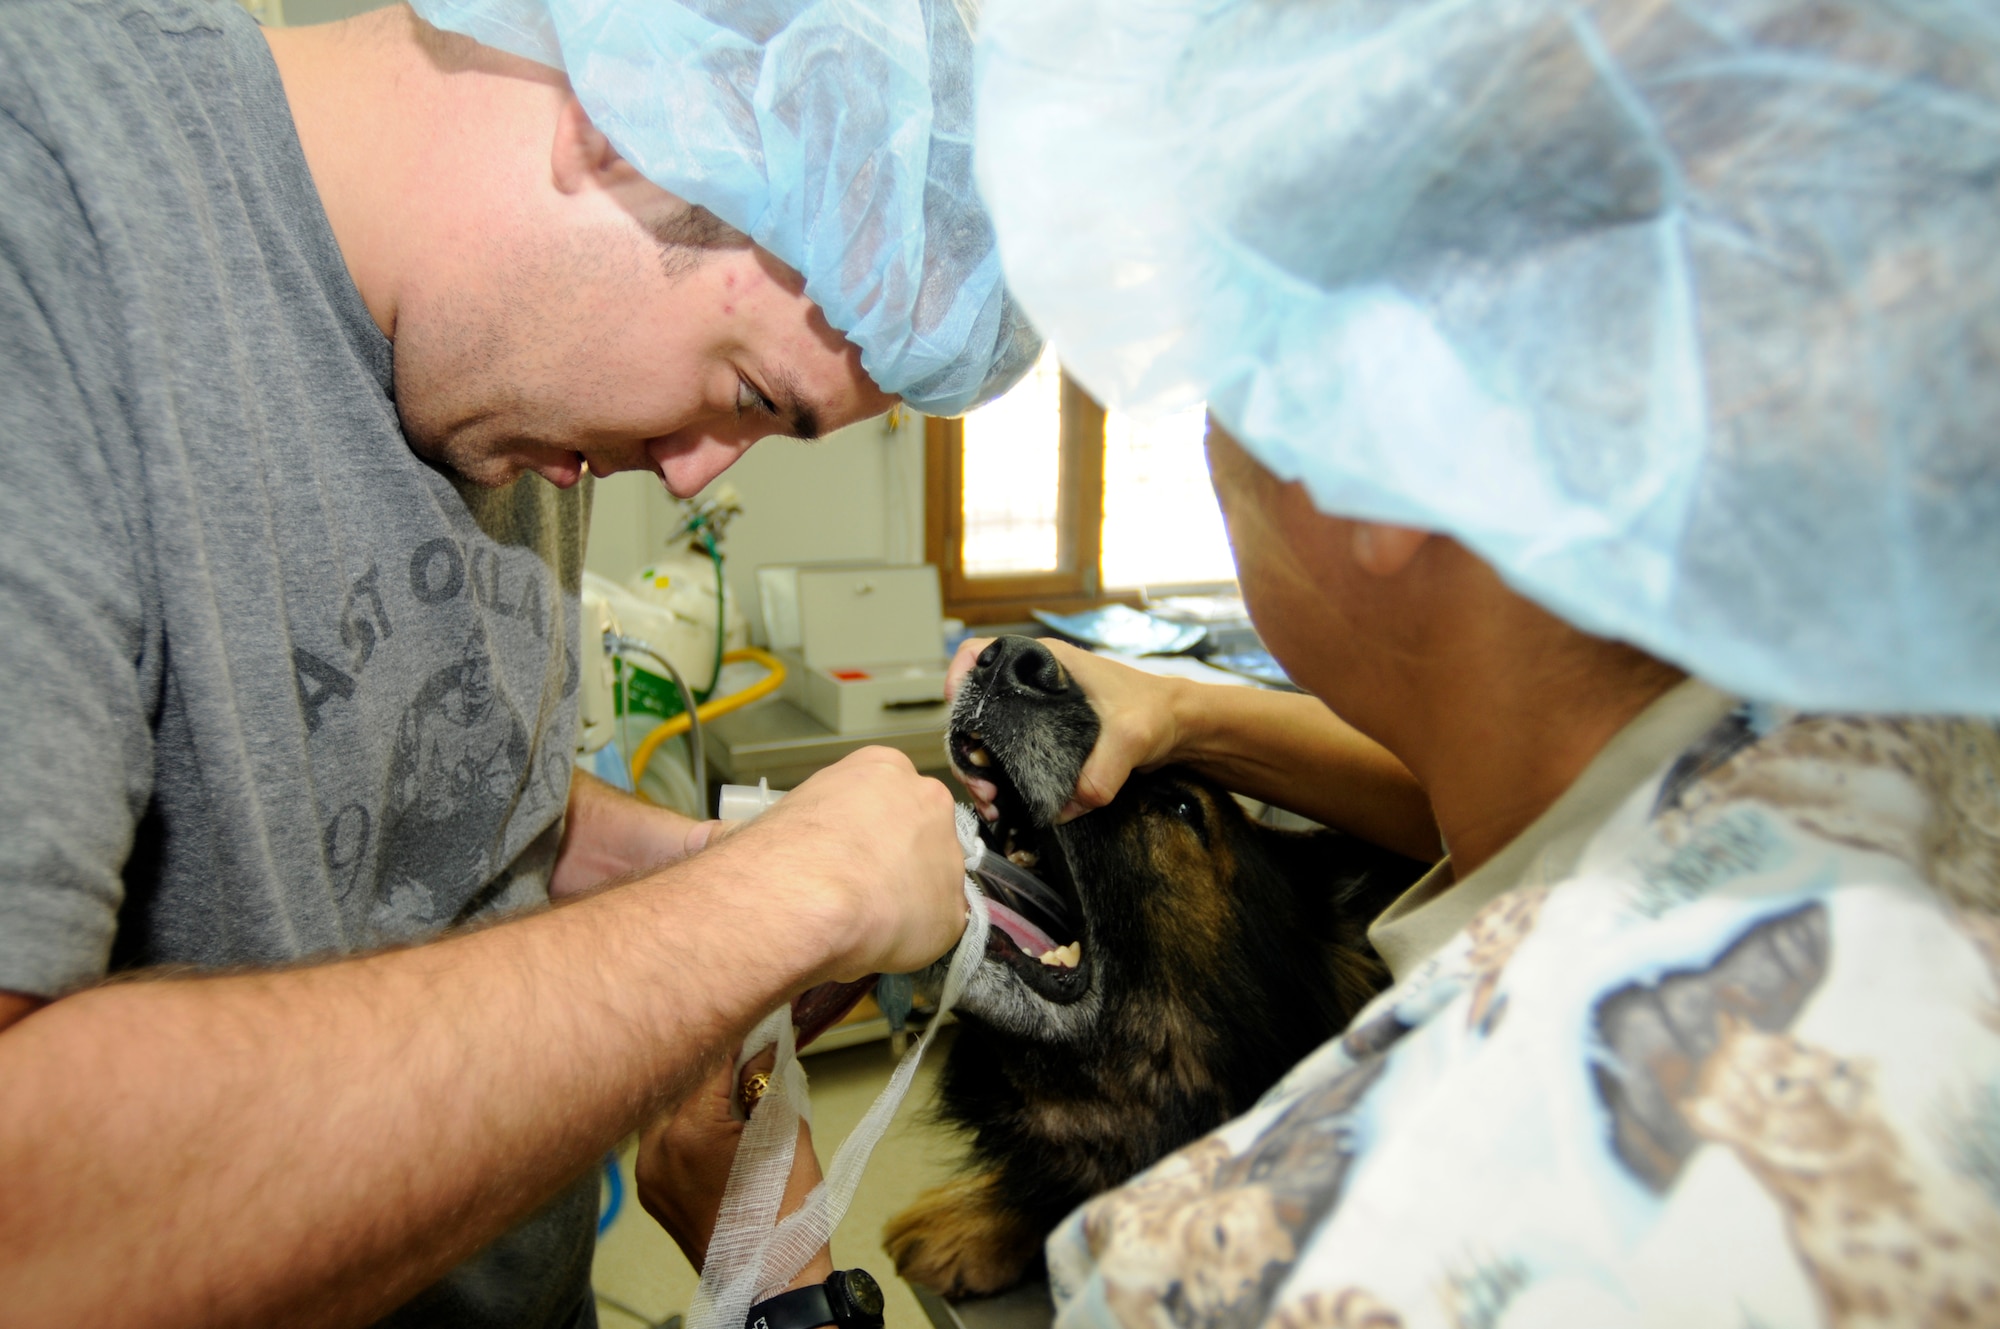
top-left (686, 808), bottom-right (993, 1329)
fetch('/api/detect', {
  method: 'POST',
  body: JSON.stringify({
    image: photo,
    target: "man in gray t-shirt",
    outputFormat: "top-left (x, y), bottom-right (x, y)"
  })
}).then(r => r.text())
top-left (0, 1), bottom-right (970, 1324)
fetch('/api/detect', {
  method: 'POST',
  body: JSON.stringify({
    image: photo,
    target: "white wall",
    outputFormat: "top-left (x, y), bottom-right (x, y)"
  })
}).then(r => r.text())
top-left (585, 411), bottom-right (928, 644)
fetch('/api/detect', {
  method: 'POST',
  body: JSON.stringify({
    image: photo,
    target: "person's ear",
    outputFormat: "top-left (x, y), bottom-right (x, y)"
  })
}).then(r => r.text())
top-left (1350, 522), bottom-right (1429, 578)
top-left (550, 95), bottom-right (645, 195)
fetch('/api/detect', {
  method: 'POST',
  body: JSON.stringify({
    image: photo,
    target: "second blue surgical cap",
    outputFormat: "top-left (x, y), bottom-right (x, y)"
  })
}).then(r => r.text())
top-left (976, 0), bottom-right (2000, 714)
top-left (411, 0), bottom-right (1040, 416)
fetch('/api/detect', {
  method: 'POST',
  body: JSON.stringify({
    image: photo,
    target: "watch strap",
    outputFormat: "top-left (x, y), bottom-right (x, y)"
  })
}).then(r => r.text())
top-left (744, 1282), bottom-right (836, 1329)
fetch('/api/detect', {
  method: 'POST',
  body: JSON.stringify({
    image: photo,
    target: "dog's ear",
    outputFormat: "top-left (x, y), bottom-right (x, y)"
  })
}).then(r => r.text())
top-left (1257, 825), bottom-right (1429, 944)
top-left (1249, 824), bottom-right (1426, 1028)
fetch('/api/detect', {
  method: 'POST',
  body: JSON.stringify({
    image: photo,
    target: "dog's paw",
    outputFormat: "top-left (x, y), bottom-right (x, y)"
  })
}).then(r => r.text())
top-left (883, 1173), bottom-right (1042, 1299)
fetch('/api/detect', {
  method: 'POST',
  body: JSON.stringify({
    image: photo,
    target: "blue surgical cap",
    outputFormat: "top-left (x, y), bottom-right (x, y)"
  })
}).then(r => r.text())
top-left (976, 0), bottom-right (2000, 714)
top-left (411, 0), bottom-right (1040, 415)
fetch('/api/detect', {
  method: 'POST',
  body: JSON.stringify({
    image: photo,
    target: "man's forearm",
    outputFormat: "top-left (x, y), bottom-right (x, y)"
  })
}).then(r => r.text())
top-left (551, 767), bottom-right (705, 899)
top-left (1172, 684), bottom-right (1442, 861)
top-left (0, 833), bottom-right (839, 1329)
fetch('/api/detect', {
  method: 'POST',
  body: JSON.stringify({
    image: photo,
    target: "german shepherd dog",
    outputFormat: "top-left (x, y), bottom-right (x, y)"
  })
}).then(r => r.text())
top-left (884, 637), bottom-right (1426, 1297)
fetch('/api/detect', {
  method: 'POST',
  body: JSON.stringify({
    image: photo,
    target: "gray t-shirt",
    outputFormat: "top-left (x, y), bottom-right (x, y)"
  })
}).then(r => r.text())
top-left (0, 0), bottom-right (597, 1322)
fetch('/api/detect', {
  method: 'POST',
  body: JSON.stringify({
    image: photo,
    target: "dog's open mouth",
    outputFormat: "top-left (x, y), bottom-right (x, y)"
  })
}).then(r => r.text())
top-left (951, 727), bottom-right (1091, 1005)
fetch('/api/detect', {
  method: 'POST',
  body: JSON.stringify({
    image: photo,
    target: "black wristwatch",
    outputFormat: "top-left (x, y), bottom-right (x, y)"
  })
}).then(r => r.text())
top-left (744, 1269), bottom-right (885, 1329)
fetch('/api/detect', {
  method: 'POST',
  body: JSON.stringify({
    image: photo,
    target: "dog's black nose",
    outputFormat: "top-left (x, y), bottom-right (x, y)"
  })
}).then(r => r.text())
top-left (971, 636), bottom-right (1072, 702)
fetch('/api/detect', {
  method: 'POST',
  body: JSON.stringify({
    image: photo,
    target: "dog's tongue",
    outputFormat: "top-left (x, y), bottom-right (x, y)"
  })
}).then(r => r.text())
top-left (983, 898), bottom-right (1057, 957)
top-left (792, 976), bottom-right (877, 1050)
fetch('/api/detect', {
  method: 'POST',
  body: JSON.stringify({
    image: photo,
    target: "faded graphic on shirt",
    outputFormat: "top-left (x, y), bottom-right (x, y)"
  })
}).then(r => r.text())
top-left (371, 632), bottom-right (532, 937)
top-left (292, 485), bottom-right (583, 947)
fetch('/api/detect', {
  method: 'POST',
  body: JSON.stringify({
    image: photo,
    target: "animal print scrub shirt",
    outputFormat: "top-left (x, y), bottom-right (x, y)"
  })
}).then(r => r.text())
top-left (1045, 708), bottom-right (2000, 1327)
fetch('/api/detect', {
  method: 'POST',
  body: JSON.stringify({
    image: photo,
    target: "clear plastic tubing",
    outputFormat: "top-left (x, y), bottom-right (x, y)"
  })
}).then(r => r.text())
top-left (965, 841), bottom-right (1070, 923)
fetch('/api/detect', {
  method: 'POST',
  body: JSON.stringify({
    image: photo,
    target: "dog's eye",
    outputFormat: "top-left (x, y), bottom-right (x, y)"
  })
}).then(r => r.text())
top-left (1169, 792), bottom-right (1208, 844)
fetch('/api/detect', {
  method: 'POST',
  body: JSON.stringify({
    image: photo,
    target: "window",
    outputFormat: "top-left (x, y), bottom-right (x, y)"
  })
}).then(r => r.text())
top-left (926, 349), bottom-right (1236, 623)
top-left (1101, 400), bottom-right (1236, 591)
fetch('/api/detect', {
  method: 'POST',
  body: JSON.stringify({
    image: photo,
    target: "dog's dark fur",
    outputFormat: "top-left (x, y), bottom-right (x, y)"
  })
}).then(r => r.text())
top-left (884, 637), bottom-right (1425, 1297)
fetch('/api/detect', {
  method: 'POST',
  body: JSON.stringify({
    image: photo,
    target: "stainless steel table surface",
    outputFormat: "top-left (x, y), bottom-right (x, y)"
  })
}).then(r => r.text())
top-left (702, 697), bottom-right (953, 793)
top-left (911, 1280), bottom-right (1054, 1329)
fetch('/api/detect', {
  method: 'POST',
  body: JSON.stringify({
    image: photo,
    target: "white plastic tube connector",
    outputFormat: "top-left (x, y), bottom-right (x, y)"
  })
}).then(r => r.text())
top-left (716, 780), bottom-right (785, 822)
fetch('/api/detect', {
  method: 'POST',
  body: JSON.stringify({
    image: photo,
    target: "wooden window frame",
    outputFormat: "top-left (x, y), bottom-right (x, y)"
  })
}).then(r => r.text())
top-left (926, 372), bottom-right (1148, 625)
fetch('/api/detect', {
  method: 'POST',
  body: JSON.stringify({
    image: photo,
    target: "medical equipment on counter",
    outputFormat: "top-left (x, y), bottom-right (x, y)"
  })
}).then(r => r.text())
top-left (578, 488), bottom-right (786, 814)
top-left (602, 629), bottom-right (708, 813)
top-left (701, 700), bottom-right (955, 799)
top-left (1146, 593), bottom-right (1296, 689)
top-left (578, 491), bottom-right (744, 753)
top-left (623, 651), bottom-right (786, 799)
top-left (758, 564), bottom-right (953, 735)
top-left (1031, 603), bottom-right (1204, 657)
top-left (409, 0), bottom-right (1040, 416)
top-left (617, 489), bottom-right (748, 721)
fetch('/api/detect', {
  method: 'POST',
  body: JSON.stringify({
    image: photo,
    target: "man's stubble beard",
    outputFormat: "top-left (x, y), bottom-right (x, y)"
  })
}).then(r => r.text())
top-left (390, 290), bottom-right (570, 489)
top-left (387, 216), bottom-right (724, 488)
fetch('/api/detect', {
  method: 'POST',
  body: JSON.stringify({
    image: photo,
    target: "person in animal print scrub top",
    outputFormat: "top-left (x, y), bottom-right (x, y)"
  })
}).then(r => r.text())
top-left (940, 0), bottom-right (2000, 1323)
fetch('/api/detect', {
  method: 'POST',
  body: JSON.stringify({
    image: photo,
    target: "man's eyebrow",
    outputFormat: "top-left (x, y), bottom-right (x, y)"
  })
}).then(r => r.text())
top-left (768, 366), bottom-right (821, 441)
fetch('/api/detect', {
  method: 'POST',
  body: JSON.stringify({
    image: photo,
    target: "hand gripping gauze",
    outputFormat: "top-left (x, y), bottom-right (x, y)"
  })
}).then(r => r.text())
top-left (685, 807), bottom-right (993, 1329)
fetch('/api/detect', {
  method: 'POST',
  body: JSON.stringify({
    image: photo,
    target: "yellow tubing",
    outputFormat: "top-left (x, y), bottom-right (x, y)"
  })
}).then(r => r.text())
top-left (629, 646), bottom-right (788, 790)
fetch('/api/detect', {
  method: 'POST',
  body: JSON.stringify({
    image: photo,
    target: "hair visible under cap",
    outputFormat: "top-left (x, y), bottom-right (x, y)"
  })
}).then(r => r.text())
top-left (643, 202), bottom-right (751, 282)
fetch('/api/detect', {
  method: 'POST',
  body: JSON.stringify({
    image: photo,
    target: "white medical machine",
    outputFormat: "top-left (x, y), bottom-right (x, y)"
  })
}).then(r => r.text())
top-left (757, 563), bottom-right (952, 735)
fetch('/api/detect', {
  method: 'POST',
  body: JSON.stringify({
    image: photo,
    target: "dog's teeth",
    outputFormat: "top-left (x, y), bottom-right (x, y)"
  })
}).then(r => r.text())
top-left (1007, 849), bottom-right (1038, 869)
top-left (966, 747), bottom-right (992, 768)
top-left (1037, 942), bottom-right (1082, 969)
